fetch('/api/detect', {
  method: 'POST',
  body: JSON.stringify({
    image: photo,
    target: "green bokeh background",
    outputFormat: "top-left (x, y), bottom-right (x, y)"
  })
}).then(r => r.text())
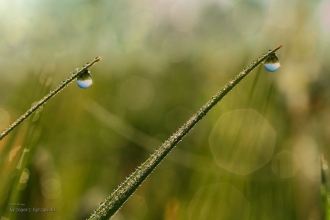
top-left (1, 0), bottom-right (330, 219)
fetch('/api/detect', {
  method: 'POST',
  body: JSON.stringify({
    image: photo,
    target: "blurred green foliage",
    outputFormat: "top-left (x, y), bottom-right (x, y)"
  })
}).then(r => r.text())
top-left (0, 0), bottom-right (330, 219)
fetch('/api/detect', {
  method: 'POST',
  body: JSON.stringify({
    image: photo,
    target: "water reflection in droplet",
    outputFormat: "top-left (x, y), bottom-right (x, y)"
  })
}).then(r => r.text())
top-left (77, 69), bottom-right (93, 88)
top-left (264, 52), bottom-right (280, 72)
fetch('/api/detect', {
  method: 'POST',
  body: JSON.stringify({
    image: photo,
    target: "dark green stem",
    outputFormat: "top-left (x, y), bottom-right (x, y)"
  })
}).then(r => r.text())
top-left (88, 45), bottom-right (283, 219)
top-left (0, 56), bottom-right (103, 140)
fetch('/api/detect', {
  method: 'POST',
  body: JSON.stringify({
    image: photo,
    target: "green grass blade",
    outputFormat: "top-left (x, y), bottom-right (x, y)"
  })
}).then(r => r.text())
top-left (88, 45), bottom-right (283, 220)
top-left (320, 154), bottom-right (330, 220)
top-left (0, 56), bottom-right (103, 140)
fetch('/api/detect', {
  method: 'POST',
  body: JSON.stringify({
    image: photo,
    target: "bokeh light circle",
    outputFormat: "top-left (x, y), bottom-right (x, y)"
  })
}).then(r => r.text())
top-left (271, 151), bottom-right (300, 178)
top-left (188, 183), bottom-right (250, 220)
top-left (209, 109), bottom-right (275, 175)
top-left (170, 0), bottom-right (198, 32)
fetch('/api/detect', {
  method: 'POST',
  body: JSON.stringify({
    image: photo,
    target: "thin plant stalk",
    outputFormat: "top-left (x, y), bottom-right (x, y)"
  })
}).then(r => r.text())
top-left (320, 154), bottom-right (330, 220)
top-left (0, 56), bottom-right (103, 140)
top-left (88, 45), bottom-right (283, 219)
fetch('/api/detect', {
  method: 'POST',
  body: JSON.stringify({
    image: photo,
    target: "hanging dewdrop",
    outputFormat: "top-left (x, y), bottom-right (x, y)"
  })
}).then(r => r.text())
top-left (77, 69), bottom-right (93, 88)
top-left (263, 50), bottom-right (280, 72)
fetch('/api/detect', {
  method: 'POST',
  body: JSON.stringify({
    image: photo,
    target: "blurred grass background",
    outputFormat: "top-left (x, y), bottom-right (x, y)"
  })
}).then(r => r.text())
top-left (0, 0), bottom-right (330, 219)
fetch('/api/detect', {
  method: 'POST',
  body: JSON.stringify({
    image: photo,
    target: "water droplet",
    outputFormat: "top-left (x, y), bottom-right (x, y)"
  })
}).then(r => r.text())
top-left (263, 52), bottom-right (280, 72)
top-left (77, 69), bottom-right (93, 88)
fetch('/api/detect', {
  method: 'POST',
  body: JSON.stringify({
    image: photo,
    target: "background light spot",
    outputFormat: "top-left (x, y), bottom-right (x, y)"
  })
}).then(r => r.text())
top-left (209, 109), bottom-right (275, 175)
top-left (4, 18), bottom-right (31, 47)
top-left (188, 183), bottom-right (250, 220)
top-left (232, 3), bottom-right (263, 34)
top-left (170, 0), bottom-right (199, 32)
top-left (119, 76), bottom-right (154, 110)
top-left (271, 151), bottom-right (300, 178)
top-left (71, 4), bottom-right (97, 32)
top-left (162, 32), bottom-right (192, 63)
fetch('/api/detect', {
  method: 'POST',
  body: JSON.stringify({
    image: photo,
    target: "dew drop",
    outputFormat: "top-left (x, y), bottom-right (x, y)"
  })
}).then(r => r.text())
top-left (263, 52), bottom-right (280, 72)
top-left (77, 69), bottom-right (93, 89)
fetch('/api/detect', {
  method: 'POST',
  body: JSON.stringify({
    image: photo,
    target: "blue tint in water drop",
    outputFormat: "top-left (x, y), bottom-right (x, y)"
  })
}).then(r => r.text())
top-left (77, 69), bottom-right (93, 88)
top-left (263, 52), bottom-right (280, 72)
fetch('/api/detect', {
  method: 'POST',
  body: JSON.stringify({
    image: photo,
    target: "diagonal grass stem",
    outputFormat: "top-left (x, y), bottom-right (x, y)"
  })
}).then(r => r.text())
top-left (0, 56), bottom-right (103, 140)
top-left (88, 45), bottom-right (283, 219)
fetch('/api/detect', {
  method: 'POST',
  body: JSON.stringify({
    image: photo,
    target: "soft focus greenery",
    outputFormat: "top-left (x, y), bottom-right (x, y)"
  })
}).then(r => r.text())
top-left (0, 0), bottom-right (329, 219)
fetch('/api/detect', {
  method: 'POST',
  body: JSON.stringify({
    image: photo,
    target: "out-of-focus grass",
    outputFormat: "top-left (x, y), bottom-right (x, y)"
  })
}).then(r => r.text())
top-left (0, 1), bottom-right (329, 219)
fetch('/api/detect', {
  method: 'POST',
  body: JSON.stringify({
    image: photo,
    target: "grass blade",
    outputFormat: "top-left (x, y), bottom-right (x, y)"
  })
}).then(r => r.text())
top-left (88, 45), bottom-right (283, 219)
top-left (321, 154), bottom-right (330, 220)
top-left (0, 56), bottom-right (103, 140)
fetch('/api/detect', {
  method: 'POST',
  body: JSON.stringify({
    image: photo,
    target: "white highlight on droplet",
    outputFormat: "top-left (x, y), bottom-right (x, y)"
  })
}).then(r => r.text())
top-left (77, 79), bottom-right (93, 88)
top-left (264, 62), bottom-right (281, 72)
